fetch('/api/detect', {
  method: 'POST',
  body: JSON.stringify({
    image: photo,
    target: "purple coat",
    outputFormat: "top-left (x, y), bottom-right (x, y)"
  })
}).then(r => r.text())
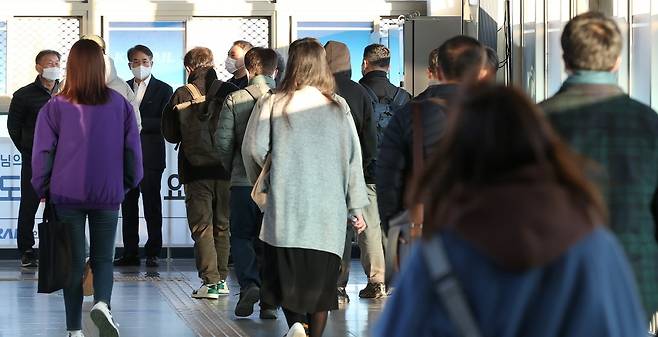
top-left (31, 89), bottom-right (143, 210)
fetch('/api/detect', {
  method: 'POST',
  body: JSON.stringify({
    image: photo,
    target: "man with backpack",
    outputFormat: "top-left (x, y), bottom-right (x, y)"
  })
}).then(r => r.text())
top-left (359, 43), bottom-right (411, 149)
top-left (324, 41), bottom-right (387, 302)
top-left (216, 47), bottom-right (278, 319)
top-left (377, 36), bottom-right (487, 234)
top-left (162, 47), bottom-right (238, 300)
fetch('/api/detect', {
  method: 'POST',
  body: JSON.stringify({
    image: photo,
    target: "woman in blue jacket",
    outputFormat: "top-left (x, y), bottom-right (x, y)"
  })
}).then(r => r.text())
top-left (373, 85), bottom-right (647, 337)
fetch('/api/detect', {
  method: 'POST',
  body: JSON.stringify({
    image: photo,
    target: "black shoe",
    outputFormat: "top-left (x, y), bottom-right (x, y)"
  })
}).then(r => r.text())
top-left (113, 255), bottom-right (140, 266)
top-left (358, 282), bottom-right (387, 299)
top-left (337, 287), bottom-right (350, 304)
top-left (145, 256), bottom-right (159, 267)
top-left (21, 250), bottom-right (38, 268)
top-left (259, 304), bottom-right (278, 320)
top-left (235, 286), bottom-right (260, 317)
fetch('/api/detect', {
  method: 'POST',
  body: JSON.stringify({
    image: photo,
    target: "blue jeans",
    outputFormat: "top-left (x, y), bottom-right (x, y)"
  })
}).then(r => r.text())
top-left (229, 186), bottom-right (263, 290)
top-left (57, 207), bottom-right (119, 331)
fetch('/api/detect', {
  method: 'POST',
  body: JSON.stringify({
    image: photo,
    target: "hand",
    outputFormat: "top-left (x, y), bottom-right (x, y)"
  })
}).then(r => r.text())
top-left (351, 214), bottom-right (366, 235)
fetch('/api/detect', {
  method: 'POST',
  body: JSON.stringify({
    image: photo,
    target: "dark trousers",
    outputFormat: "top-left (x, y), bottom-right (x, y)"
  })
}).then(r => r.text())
top-left (57, 207), bottom-right (119, 330)
top-left (229, 186), bottom-right (264, 290)
top-left (120, 169), bottom-right (164, 257)
top-left (17, 160), bottom-right (41, 254)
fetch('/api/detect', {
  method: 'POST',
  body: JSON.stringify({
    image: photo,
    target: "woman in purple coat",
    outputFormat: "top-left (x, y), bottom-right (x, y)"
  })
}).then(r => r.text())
top-left (31, 39), bottom-right (143, 337)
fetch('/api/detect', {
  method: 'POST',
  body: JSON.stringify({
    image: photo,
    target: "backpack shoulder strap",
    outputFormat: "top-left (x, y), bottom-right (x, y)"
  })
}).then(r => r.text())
top-left (391, 87), bottom-right (409, 105)
top-left (245, 85), bottom-right (265, 102)
top-left (422, 236), bottom-right (483, 337)
top-left (184, 83), bottom-right (203, 100)
top-left (361, 84), bottom-right (380, 103)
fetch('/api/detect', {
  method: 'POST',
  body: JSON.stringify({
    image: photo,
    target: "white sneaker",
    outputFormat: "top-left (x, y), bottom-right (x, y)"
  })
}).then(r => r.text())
top-left (67, 331), bottom-right (85, 337)
top-left (90, 301), bottom-right (120, 337)
top-left (286, 322), bottom-right (306, 337)
top-left (216, 280), bottom-right (230, 295)
top-left (191, 284), bottom-right (220, 299)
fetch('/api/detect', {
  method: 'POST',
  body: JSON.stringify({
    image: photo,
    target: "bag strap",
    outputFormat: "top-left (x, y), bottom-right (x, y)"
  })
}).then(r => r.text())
top-left (245, 86), bottom-right (264, 102)
top-left (422, 236), bottom-right (483, 337)
top-left (184, 83), bottom-right (203, 101)
top-left (410, 102), bottom-right (424, 227)
top-left (391, 87), bottom-right (406, 105)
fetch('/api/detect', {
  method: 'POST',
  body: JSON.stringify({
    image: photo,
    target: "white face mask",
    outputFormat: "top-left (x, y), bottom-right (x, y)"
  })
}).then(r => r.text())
top-left (131, 65), bottom-right (152, 81)
top-left (42, 67), bottom-right (62, 81)
top-left (224, 57), bottom-right (238, 74)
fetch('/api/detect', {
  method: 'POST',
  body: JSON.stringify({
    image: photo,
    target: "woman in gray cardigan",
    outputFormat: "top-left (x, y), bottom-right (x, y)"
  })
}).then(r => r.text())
top-left (242, 38), bottom-right (369, 337)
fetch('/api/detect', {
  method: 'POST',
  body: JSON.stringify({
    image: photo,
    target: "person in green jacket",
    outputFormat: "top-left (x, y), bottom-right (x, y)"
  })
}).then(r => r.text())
top-left (540, 12), bottom-right (658, 325)
top-left (217, 47), bottom-right (279, 320)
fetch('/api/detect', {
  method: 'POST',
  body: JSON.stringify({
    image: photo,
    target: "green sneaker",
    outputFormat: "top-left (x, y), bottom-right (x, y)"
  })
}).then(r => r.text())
top-left (192, 284), bottom-right (220, 299)
top-left (216, 280), bottom-right (230, 295)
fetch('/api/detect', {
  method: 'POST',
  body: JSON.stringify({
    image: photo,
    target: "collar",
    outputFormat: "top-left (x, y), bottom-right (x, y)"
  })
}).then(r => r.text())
top-left (133, 75), bottom-right (152, 90)
top-left (34, 76), bottom-right (60, 95)
top-left (363, 70), bottom-right (389, 80)
top-left (248, 75), bottom-right (276, 88)
top-left (564, 70), bottom-right (618, 86)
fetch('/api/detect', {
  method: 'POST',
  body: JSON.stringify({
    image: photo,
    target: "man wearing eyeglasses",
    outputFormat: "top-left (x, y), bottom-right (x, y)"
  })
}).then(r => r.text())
top-left (114, 44), bottom-right (173, 267)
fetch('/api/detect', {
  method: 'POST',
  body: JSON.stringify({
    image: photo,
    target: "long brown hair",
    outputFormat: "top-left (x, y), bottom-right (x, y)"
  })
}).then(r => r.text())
top-left (60, 39), bottom-right (108, 105)
top-left (411, 84), bottom-right (607, 238)
top-left (277, 38), bottom-right (339, 113)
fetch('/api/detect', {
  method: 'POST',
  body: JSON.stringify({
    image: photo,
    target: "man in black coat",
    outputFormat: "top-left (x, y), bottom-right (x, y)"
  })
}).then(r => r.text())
top-left (359, 44), bottom-right (411, 103)
top-left (114, 45), bottom-right (173, 267)
top-left (324, 41), bottom-right (387, 301)
top-left (377, 36), bottom-right (486, 232)
top-left (8, 49), bottom-right (62, 267)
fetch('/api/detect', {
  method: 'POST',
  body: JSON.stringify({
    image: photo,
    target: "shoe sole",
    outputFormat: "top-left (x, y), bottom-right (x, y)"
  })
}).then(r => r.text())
top-left (191, 293), bottom-right (219, 300)
top-left (235, 287), bottom-right (260, 317)
top-left (90, 308), bottom-right (119, 337)
top-left (259, 310), bottom-right (278, 320)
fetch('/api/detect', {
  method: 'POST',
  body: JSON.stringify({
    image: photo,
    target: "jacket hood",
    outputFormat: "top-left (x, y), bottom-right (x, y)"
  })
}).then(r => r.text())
top-left (187, 67), bottom-right (218, 94)
top-left (438, 165), bottom-right (599, 271)
top-left (324, 41), bottom-right (352, 77)
top-left (104, 55), bottom-right (119, 84)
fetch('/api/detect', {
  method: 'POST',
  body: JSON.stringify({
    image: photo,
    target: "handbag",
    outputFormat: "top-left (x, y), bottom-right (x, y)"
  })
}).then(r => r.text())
top-left (37, 201), bottom-right (72, 294)
top-left (386, 102), bottom-right (426, 278)
top-left (250, 91), bottom-right (274, 212)
top-left (251, 154), bottom-right (271, 211)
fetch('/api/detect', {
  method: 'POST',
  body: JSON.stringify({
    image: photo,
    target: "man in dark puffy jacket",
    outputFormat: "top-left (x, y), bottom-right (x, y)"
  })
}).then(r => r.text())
top-left (8, 49), bottom-right (61, 268)
top-left (377, 36), bottom-right (486, 232)
top-left (324, 41), bottom-right (387, 301)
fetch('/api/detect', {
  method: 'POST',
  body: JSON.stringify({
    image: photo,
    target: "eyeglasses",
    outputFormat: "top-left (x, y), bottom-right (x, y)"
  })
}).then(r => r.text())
top-left (130, 60), bottom-right (152, 67)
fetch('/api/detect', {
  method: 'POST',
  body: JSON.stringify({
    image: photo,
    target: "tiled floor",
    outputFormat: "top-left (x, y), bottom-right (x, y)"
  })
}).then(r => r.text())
top-left (0, 260), bottom-right (384, 337)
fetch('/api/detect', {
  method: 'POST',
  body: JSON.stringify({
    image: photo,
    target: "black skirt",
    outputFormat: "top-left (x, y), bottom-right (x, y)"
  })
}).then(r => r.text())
top-left (261, 243), bottom-right (340, 314)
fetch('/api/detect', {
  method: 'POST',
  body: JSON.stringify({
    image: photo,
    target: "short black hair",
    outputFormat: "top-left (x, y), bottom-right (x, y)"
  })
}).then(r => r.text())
top-left (437, 35), bottom-right (484, 81)
top-left (35, 50), bottom-right (61, 65)
top-left (363, 44), bottom-right (390, 68)
top-left (127, 45), bottom-right (153, 60)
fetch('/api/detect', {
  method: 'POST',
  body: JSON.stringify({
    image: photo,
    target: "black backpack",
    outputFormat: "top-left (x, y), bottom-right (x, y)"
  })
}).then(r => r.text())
top-left (174, 81), bottom-right (225, 167)
top-left (362, 84), bottom-right (410, 149)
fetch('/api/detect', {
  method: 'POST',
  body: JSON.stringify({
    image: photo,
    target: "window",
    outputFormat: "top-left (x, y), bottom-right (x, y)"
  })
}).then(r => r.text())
top-left (296, 20), bottom-right (404, 85)
top-left (0, 22), bottom-right (6, 96)
top-left (108, 22), bottom-right (186, 89)
top-left (6, 17), bottom-right (80, 96)
top-left (546, 0), bottom-right (570, 97)
top-left (186, 17), bottom-right (270, 81)
top-left (630, 1), bottom-right (651, 106)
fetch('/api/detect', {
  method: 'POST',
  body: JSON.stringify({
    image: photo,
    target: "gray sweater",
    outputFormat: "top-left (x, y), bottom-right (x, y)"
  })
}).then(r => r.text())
top-left (242, 86), bottom-right (370, 257)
